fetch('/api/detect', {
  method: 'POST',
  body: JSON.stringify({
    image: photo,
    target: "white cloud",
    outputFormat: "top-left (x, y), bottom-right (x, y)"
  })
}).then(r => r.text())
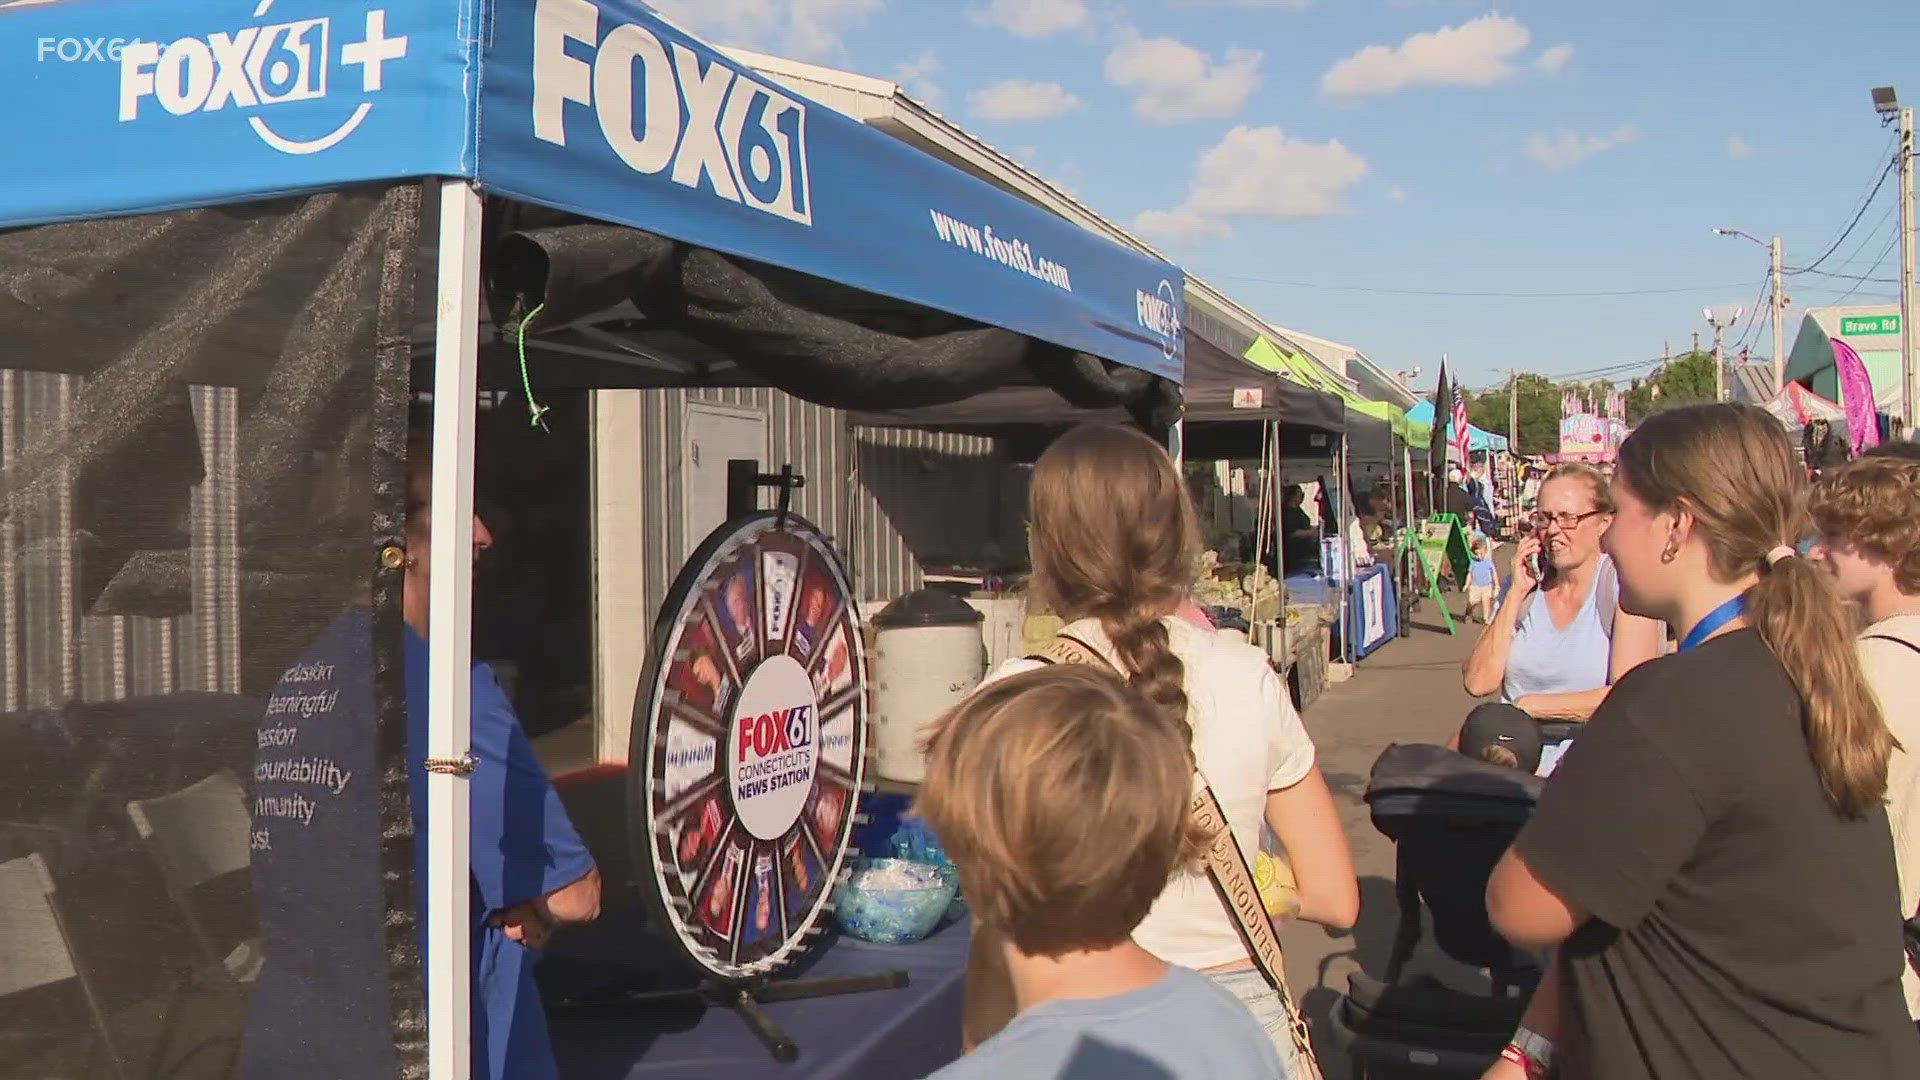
top-left (1105, 34), bottom-right (1263, 124)
top-left (1535, 43), bottom-right (1574, 76)
top-left (649, 0), bottom-right (884, 61)
top-left (1321, 14), bottom-right (1533, 99)
top-left (1728, 134), bottom-right (1754, 160)
top-left (1134, 125), bottom-right (1369, 240)
top-left (968, 79), bottom-right (1086, 122)
top-left (1169, 0), bottom-right (1311, 7)
top-left (1526, 124), bottom-right (1639, 170)
top-left (969, 0), bottom-right (1088, 37)
top-left (894, 49), bottom-right (943, 106)
top-left (1387, 185), bottom-right (1408, 203)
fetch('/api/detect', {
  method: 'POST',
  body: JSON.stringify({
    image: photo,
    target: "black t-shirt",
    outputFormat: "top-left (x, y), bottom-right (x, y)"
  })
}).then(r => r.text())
top-left (1516, 629), bottom-right (1920, 1079)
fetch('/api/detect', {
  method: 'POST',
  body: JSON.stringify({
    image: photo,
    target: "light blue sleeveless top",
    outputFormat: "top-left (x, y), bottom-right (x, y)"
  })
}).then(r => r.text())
top-left (1502, 557), bottom-right (1615, 704)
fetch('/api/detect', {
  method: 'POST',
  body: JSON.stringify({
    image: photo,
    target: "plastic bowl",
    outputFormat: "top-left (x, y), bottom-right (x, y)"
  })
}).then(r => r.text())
top-left (832, 858), bottom-right (957, 944)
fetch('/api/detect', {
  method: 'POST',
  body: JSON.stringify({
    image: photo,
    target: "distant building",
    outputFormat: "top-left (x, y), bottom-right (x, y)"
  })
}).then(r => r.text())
top-left (1783, 304), bottom-right (1903, 414)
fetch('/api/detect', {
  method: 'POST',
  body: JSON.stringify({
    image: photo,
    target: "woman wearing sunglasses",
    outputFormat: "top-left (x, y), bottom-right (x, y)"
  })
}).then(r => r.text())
top-left (1460, 463), bottom-right (1664, 768)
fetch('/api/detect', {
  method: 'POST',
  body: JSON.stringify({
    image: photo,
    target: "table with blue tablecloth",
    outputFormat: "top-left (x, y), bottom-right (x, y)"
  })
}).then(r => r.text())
top-left (543, 904), bottom-right (968, 1080)
top-left (544, 770), bottom-right (969, 1080)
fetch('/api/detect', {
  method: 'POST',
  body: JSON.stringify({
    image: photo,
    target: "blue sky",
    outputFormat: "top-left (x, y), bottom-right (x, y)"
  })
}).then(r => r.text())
top-left (652, 0), bottom-right (1916, 389)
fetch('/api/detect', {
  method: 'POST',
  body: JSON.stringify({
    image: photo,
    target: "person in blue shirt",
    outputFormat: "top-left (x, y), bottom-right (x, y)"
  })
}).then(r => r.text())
top-left (400, 424), bottom-right (601, 1080)
top-left (246, 423), bottom-right (599, 1080)
top-left (1466, 534), bottom-right (1499, 624)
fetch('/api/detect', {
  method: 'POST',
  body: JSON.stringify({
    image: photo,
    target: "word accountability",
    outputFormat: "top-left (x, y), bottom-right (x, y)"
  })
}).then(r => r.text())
top-left (117, 4), bottom-right (409, 156)
top-left (533, 0), bottom-right (813, 226)
top-left (929, 210), bottom-right (1074, 292)
top-left (37, 37), bottom-right (141, 63)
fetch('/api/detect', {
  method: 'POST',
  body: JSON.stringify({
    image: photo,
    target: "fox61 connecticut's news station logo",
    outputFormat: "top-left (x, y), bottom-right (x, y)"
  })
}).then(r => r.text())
top-left (726, 655), bottom-right (820, 841)
top-left (531, 0), bottom-right (814, 226)
top-left (1136, 278), bottom-right (1181, 362)
top-left (116, 0), bottom-right (408, 156)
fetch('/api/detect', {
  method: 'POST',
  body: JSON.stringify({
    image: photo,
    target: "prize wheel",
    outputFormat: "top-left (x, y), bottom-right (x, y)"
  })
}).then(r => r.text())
top-left (631, 510), bottom-right (867, 982)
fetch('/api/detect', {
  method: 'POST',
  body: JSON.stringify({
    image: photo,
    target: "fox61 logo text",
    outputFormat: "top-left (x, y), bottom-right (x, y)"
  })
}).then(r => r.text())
top-left (117, 0), bottom-right (408, 156)
top-left (1136, 279), bottom-right (1181, 363)
top-left (727, 656), bottom-right (820, 840)
top-left (532, 0), bottom-right (813, 227)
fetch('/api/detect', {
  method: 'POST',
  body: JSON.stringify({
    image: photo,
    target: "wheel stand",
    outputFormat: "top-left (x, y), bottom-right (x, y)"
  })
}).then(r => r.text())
top-left (551, 968), bottom-right (910, 1062)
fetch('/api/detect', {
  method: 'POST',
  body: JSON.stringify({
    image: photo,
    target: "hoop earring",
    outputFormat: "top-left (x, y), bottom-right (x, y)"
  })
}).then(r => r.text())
top-left (1660, 543), bottom-right (1679, 564)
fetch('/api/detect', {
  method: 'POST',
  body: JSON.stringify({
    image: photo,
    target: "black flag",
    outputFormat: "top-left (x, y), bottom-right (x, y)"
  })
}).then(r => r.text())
top-left (1430, 363), bottom-right (1452, 487)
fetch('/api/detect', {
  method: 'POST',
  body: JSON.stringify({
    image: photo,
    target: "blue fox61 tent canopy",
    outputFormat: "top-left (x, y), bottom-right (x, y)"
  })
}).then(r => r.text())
top-left (1, 0), bottom-right (1182, 383)
top-left (0, 1), bottom-right (1184, 1077)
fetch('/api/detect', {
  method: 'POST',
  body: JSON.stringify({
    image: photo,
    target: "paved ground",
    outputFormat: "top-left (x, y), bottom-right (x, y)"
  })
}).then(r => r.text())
top-left (1278, 590), bottom-right (1485, 1078)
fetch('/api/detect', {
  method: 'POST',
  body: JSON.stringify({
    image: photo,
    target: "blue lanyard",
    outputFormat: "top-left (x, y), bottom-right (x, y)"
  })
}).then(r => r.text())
top-left (1678, 595), bottom-right (1746, 652)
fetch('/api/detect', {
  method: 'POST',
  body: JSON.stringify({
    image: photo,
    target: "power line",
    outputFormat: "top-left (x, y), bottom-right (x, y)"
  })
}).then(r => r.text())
top-left (1787, 146), bottom-right (1897, 276)
top-left (1828, 231), bottom-right (1903, 306)
top-left (1789, 266), bottom-right (1899, 284)
top-left (1729, 274), bottom-right (1774, 353)
top-left (1203, 274), bottom-right (1755, 298)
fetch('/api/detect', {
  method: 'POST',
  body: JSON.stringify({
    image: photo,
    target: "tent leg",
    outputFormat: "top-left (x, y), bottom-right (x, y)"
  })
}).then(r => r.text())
top-left (426, 179), bottom-right (482, 1080)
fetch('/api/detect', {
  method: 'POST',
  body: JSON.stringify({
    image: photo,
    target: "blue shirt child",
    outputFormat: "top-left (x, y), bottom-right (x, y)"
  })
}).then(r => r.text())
top-left (1469, 556), bottom-right (1497, 588)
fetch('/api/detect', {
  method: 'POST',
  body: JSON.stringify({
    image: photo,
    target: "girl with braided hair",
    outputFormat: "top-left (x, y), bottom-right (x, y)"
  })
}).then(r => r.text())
top-left (958, 425), bottom-right (1356, 1071)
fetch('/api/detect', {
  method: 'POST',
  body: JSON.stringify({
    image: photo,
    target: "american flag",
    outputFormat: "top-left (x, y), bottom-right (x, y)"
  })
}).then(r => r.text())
top-left (1450, 384), bottom-right (1471, 464)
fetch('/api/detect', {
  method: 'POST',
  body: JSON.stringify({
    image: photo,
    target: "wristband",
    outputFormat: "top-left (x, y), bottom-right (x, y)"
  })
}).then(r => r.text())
top-left (1499, 1043), bottom-right (1548, 1080)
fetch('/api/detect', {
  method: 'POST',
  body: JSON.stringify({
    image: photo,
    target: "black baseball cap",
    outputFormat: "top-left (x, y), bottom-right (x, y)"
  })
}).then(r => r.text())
top-left (1458, 704), bottom-right (1543, 774)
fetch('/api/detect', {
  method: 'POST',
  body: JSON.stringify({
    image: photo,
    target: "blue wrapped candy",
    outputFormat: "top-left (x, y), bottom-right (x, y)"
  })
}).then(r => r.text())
top-left (833, 858), bottom-right (957, 944)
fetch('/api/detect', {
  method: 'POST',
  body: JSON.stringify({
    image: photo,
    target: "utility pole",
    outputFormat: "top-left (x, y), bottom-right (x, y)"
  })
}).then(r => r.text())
top-left (1770, 236), bottom-right (1786, 392)
top-left (1508, 369), bottom-right (1519, 455)
top-left (1714, 228), bottom-right (1788, 391)
top-left (1875, 87), bottom-right (1916, 433)
top-left (1899, 102), bottom-right (1916, 432)
top-left (1704, 308), bottom-right (1741, 402)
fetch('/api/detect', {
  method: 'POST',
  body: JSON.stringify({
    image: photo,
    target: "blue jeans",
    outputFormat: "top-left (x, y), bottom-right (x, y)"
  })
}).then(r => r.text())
top-left (1206, 966), bottom-right (1304, 1078)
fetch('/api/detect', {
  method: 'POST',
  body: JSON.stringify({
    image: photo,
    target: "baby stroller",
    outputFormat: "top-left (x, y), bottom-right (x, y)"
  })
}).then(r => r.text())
top-left (1327, 743), bottom-right (1546, 1078)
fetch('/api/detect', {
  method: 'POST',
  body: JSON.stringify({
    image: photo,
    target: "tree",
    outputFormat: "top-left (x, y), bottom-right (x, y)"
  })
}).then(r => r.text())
top-left (1467, 372), bottom-right (1562, 456)
top-left (1638, 350), bottom-right (1718, 416)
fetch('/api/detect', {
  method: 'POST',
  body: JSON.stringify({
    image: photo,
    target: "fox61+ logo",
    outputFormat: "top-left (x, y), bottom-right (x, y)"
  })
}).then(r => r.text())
top-left (117, 0), bottom-right (409, 156)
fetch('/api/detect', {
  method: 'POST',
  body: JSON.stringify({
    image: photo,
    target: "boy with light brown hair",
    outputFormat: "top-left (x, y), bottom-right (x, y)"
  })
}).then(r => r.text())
top-left (916, 665), bottom-right (1288, 1079)
top-left (1812, 455), bottom-right (1920, 1027)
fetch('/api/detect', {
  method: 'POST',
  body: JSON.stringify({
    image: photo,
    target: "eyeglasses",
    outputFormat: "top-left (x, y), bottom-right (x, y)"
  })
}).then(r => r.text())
top-left (1530, 509), bottom-right (1607, 531)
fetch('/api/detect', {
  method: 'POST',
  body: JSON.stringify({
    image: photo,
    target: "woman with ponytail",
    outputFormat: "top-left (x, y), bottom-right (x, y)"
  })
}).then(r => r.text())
top-left (962, 425), bottom-right (1356, 1070)
top-left (1483, 404), bottom-right (1917, 1079)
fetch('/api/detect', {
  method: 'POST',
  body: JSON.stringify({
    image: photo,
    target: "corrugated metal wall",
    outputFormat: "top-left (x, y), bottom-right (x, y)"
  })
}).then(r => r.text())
top-left (2, 372), bottom-right (240, 710)
top-left (596, 386), bottom-right (1023, 761)
top-left (633, 386), bottom-right (1016, 618)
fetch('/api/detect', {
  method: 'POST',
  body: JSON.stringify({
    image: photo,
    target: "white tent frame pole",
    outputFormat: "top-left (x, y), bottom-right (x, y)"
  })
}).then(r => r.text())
top-left (426, 179), bottom-right (482, 1080)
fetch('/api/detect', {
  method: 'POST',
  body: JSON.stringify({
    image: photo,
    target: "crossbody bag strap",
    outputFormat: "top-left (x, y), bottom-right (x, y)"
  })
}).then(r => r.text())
top-left (1028, 633), bottom-right (1323, 1077)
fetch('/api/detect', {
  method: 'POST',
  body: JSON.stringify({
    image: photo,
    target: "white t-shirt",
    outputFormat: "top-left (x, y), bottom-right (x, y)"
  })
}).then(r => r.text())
top-left (986, 616), bottom-right (1318, 970)
top-left (1858, 614), bottom-right (1920, 1020)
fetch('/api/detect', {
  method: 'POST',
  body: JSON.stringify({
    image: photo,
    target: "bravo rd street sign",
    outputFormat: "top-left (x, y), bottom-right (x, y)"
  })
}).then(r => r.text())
top-left (1841, 315), bottom-right (1901, 337)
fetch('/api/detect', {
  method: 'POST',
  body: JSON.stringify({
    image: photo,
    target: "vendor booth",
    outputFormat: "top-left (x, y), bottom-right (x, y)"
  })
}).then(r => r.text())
top-left (854, 331), bottom-right (1347, 701)
top-left (0, 3), bottom-right (1183, 1079)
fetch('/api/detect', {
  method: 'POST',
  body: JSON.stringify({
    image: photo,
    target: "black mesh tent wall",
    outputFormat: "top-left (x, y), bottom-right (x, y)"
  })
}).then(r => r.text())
top-left (0, 187), bottom-right (424, 1078)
